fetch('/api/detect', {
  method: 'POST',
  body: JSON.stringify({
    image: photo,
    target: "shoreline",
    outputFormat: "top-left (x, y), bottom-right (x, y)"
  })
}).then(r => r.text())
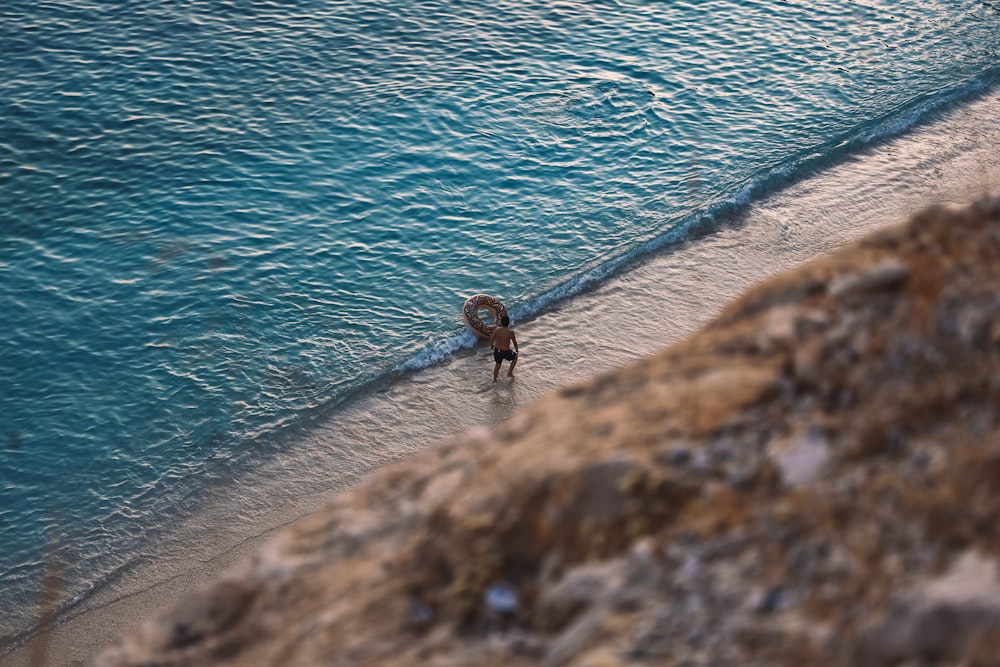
top-left (4, 84), bottom-right (1000, 666)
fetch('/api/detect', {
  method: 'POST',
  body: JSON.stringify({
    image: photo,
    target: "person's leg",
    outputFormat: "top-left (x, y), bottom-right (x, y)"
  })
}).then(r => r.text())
top-left (507, 355), bottom-right (517, 378)
top-left (493, 361), bottom-right (501, 382)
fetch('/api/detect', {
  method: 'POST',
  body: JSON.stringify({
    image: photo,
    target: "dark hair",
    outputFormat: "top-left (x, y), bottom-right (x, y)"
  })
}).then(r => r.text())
top-left (500, 315), bottom-right (510, 327)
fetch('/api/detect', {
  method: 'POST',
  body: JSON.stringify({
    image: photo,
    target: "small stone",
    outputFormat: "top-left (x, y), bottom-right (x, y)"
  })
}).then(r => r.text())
top-left (408, 598), bottom-right (434, 630)
top-left (542, 561), bottom-right (620, 627)
top-left (664, 448), bottom-right (691, 466)
top-left (485, 584), bottom-right (518, 615)
top-left (828, 259), bottom-right (909, 297)
top-left (545, 605), bottom-right (611, 666)
top-left (753, 587), bottom-right (785, 615)
top-left (769, 426), bottom-right (831, 488)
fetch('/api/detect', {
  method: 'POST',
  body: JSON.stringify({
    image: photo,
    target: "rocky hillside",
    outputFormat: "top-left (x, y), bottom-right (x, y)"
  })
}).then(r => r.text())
top-left (93, 197), bottom-right (1000, 666)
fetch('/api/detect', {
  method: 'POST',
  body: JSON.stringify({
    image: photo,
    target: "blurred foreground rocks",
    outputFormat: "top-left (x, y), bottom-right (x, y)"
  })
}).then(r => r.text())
top-left (93, 198), bottom-right (1000, 666)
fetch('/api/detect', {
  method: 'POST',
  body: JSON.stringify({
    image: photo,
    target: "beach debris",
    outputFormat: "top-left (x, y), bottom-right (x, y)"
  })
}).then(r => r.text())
top-left (485, 583), bottom-right (518, 615)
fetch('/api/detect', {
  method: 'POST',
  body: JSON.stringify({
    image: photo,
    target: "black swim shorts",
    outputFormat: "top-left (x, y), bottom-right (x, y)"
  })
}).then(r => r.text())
top-left (493, 348), bottom-right (517, 363)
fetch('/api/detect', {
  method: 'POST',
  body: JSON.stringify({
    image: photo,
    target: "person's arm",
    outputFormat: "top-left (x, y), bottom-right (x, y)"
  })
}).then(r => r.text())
top-left (512, 331), bottom-right (519, 353)
top-left (489, 329), bottom-right (497, 350)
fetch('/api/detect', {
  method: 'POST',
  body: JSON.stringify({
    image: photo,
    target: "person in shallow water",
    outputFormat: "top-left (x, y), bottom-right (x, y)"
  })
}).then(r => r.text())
top-left (489, 314), bottom-right (519, 382)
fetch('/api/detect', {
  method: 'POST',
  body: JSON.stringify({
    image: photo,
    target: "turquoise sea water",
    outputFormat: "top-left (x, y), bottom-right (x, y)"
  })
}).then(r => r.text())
top-left (2, 0), bottom-right (1000, 648)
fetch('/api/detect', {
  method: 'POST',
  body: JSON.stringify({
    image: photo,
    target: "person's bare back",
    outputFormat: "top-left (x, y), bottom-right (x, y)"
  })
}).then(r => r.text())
top-left (490, 326), bottom-right (515, 351)
top-left (489, 316), bottom-right (519, 381)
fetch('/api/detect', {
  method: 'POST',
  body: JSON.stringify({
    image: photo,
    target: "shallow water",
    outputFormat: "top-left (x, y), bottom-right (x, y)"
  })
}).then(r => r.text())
top-left (2, 0), bottom-right (1000, 647)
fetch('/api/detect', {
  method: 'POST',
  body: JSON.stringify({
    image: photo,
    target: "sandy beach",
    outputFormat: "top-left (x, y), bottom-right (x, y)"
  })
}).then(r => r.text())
top-left (4, 83), bottom-right (1000, 667)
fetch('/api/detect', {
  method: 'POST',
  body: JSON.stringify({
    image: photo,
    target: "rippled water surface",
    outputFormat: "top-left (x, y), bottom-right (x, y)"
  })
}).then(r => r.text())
top-left (2, 0), bottom-right (999, 645)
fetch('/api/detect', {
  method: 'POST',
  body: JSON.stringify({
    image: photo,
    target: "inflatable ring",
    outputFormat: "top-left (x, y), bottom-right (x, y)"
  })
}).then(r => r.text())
top-left (463, 294), bottom-right (508, 338)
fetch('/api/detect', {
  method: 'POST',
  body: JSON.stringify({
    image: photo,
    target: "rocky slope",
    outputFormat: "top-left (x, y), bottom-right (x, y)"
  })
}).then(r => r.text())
top-left (93, 197), bottom-right (1000, 666)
